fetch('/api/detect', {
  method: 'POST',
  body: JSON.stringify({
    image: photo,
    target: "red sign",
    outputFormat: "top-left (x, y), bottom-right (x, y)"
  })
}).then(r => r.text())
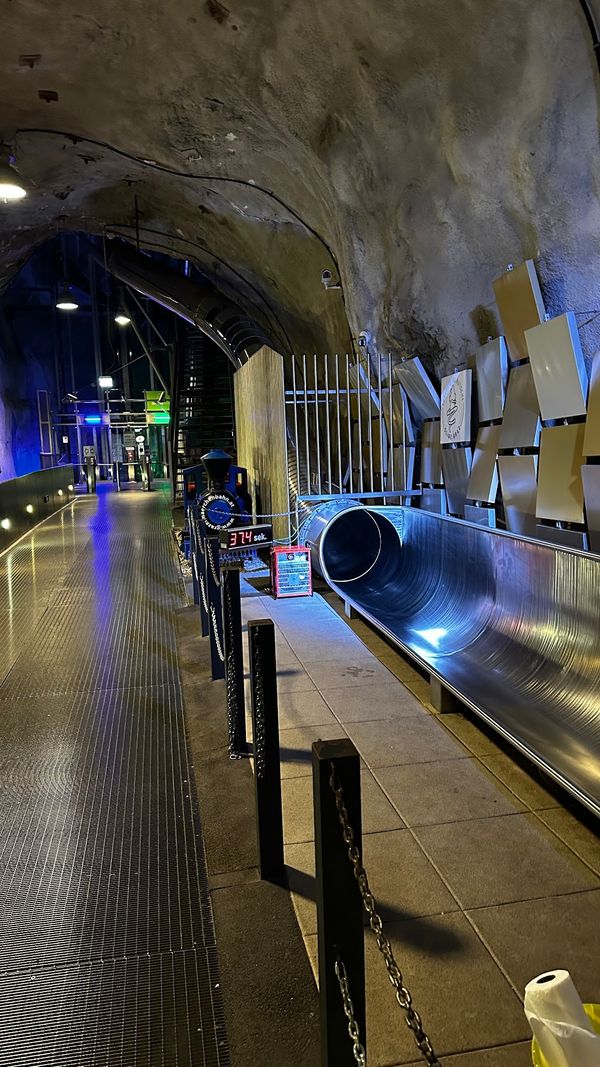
top-left (271, 546), bottom-right (312, 599)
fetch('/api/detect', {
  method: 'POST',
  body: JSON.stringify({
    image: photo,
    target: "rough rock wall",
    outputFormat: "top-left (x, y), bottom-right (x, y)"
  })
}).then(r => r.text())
top-left (0, 0), bottom-right (599, 376)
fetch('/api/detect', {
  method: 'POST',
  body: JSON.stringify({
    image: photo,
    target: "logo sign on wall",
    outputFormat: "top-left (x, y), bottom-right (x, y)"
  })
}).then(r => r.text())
top-left (440, 369), bottom-right (472, 444)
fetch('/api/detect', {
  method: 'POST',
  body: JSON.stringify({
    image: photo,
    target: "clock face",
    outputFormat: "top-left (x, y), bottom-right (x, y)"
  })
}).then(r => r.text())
top-left (200, 492), bottom-right (236, 530)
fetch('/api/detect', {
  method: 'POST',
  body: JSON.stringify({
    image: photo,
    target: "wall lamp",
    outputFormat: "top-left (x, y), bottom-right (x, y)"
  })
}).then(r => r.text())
top-left (0, 146), bottom-right (27, 203)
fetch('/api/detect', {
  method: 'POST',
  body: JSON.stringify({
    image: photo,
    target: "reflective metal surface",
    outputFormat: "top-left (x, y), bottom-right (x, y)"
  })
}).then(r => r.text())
top-left (475, 337), bottom-right (508, 423)
top-left (536, 424), bottom-right (586, 523)
top-left (420, 419), bottom-right (443, 485)
top-left (584, 353), bottom-right (600, 458)
top-left (498, 454), bottom-right (538, 536)
top-left (392, 357), bottom-right (440, 420)
top-left (499, 362), bottom-right (541, 449)
top-left (582, 464), bottom-right (600, 552)
top-left (467, 424), bottom-right (500, 503)
top-left (420, 487), bottom-right (447, 515)
top-left (493, 260), bottom-right (545, 363)
top-left (441, 446), bottom-right (472, 515)
top-left (464, 503), bottom-right (496, 527)
top-left (304, 501), bottom-right (600, 818)
top-left (525, 312), bottom-right (588, 421)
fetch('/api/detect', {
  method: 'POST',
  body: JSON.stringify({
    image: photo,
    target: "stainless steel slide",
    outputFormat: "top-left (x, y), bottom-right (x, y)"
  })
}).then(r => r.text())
top-left (303, 500), bottom-right (600, 817)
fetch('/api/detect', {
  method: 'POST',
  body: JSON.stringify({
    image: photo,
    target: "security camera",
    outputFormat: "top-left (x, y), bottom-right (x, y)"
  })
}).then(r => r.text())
top-left (357, 332), bottom-right (368, 348)
top-left (321, 268), bottom-right (341, 291)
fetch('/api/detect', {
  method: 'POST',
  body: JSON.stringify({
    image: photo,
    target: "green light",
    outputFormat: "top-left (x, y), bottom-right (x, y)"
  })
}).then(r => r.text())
top-left (154, 414), bottom-right (170, 424)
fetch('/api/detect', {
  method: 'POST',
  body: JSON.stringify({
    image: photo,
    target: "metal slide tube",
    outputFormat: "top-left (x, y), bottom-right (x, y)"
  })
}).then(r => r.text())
top-left (304, 501), bottom-right (600, 819)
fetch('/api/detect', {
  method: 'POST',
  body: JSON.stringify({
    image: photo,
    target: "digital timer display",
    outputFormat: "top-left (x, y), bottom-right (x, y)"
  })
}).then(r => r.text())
top-left (220, 524), bottom-right (273, 551)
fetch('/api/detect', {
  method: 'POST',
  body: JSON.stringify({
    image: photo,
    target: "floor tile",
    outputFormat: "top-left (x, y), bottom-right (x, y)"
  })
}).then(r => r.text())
top-left (286, 840), bottom-right (316, 937)
top-left (467, 890), bottom-right (600, 1002)
top-left (321, 682), bottom-right (426, 723)
top-left (403, 677), bottom-right (432, 702)
top-left (418, 813), bottom-right (600, 909)
top-left (376, 758), bottom-right (524, 827)
top-left (281, 769), bottom-right (404, 845)
top-left (303, 658), bottom-right (394, 690)
top-left (481, 753), bottom-right (563, 811)
top-left (440, 713), bottom-right (506, 756)
top-left (360, 828), bottom-right (457, 922)
top-left (536, 808), bottom-right (600, 875)
top-left (345, 716), bottom-right (470, 768)
top-left (356, 913), bottom-right (528, 1064)
top-left (278, 723), bottom-right (347, 779)
top-left (275, 664), bottom-right (317, 694)
top-left (291, 638), bottom-right (376, 664)
top-left (286, 828), bottom-right (456, 936)
top-left (302, 940), bottom-right (532, 1067)
top-left (277, 689), bottom-right (341, 732)
top-left (401, 1042), bottom-right (533, 1065)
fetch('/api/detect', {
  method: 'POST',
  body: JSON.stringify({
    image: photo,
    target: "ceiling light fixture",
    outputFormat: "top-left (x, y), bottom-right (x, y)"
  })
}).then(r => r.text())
top-left (98, 375), bottom-right (114, 389)
top-left (56, 285), bottom-right (78, 311)
top-left (114, 311), bottom-right (131, 327)
top-left (0, 146), bottom-right (27, 203)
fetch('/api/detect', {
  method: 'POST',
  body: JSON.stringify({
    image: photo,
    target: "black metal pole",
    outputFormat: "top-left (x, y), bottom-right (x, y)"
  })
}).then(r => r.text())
top-left (206, 535), bottom-right (225, 681)
top-left (85, 459), bottom-right (96, 494)
top-left (222, 566), bottom-right (247, 758)
top-left (248, 619), bottom-right (285, 885)
top-left (313, 738), bottom-right (365, 1067)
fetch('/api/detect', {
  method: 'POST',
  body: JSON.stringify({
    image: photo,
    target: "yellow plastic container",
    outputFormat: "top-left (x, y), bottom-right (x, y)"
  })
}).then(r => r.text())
top-left (532, 1003), bottom-right (600, 1065)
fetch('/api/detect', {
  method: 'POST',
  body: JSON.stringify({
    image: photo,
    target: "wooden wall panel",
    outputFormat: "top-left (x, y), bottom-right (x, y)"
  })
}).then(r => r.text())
top-left (234, 347), bottom-right (290, 542)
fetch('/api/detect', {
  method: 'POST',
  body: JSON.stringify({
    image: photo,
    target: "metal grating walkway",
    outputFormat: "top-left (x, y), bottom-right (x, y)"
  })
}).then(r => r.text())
top-left (0, 485), bottom-right (229, 1066)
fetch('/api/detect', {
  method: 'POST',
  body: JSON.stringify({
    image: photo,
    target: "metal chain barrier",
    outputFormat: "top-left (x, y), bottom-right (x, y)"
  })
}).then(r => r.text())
top-left (223, 576), bottom-right (242, 759)
top-left (329, 762), bottom-right (441, 1067)
top-left (252, 635), bottom-right (266, 779)
top-left (209, 604), bottom-right (225, 663)
top-left (208, 541), bottom-right (221, 588)
top-left (198, 568), bottom-right (209, 614)
top-left (335, 957), bottom-right (367, 1067)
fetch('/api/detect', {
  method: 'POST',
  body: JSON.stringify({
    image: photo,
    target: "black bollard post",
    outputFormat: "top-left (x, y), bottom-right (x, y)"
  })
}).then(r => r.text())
top-left (205, 535), bottom-right (225, 681)
top-left (313, 738), bottom-right (366, 1067)
top-left (222, 566), bottom-right (247, 758)
top-left (248, 619), bottom-right (285, 884)
top-left (85, 459), bottom-right (97, 494)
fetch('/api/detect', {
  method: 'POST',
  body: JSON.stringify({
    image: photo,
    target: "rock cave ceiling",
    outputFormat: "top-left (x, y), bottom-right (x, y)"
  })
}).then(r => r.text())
top-left (1, 0), bottom-right (600, 375)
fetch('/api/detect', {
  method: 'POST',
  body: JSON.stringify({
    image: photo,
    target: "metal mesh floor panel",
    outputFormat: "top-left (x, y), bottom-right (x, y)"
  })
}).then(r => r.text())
top-left (0, 486), bottom-right (229, 1065)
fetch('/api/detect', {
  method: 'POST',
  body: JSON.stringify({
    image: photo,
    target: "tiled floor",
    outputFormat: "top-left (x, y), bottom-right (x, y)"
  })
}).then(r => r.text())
top-left (241, 582), bottom-right (600, 1066)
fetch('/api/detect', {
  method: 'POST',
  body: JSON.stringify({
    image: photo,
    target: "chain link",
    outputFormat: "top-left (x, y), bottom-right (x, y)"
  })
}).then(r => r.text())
top-left (335, 958), bottom-right (366, 1067)
top-left (207, 540), bottom-right (221, 588)
top-left (197, 567), bottom-right (209, 614)
top-left (252, 633), bottom-right (266, 779)
top-left (329, 762), bottom-right (441, 1067)
top-left (223, 576), bottom-right (242, 759)
top-left (209, 604), bottom-right (226, 663)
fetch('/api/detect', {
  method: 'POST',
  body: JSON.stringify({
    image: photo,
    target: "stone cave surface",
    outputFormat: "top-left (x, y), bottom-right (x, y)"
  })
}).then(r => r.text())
top-left (1, 0), bottom-right (600, 375)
